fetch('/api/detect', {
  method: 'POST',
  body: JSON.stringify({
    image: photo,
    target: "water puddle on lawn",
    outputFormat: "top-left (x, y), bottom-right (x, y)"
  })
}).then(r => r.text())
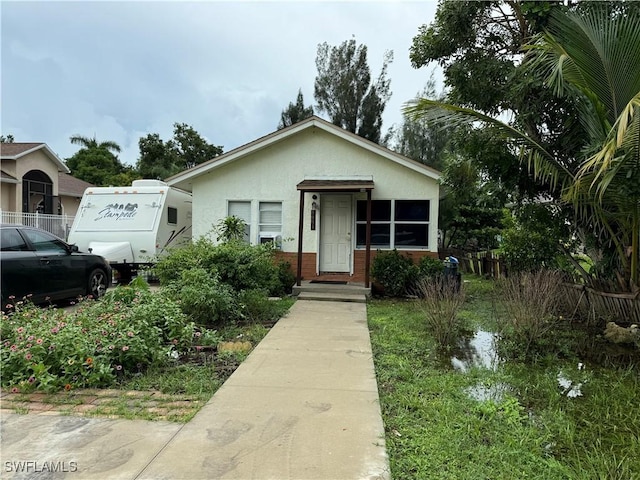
top-left (465, 382), bottom-right (512, 402)
top-left (449, 329), bottom-right (512, 402)
top-left (450, 330), bottom-right (587, 403)
top-left (450, 330), bottom-right (501, 372)
top-left (556, 363), bottom-right (586, 398)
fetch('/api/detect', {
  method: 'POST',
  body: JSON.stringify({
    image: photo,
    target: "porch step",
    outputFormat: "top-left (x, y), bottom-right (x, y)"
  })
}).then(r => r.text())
top-left (292, 281), bottom-right (371, 298)
top-left (292, 281), bottom-right (370, 303)
top-left (297, 291), bottom-right (367, 303)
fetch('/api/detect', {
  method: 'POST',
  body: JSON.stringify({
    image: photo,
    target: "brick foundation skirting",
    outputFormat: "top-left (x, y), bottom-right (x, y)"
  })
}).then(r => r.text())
top-left (275, 249), bottom-right (438, 283)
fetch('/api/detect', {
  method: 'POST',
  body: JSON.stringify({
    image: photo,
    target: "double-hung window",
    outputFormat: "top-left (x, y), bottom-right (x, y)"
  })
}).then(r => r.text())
top-left (356, 199), bottom-right (430, 248)
top-left (258, 202), bottom-right (282, 245)
top-left (228, 201), bottom-right (251, 243)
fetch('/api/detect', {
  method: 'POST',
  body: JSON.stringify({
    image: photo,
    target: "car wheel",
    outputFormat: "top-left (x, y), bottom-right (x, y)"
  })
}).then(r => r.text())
top-left (87, 269), bottom-right (108, 299)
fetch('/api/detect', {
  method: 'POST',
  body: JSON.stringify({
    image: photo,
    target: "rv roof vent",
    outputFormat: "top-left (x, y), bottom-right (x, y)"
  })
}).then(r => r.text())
top-left (132, 179), bottom-right (168, 187)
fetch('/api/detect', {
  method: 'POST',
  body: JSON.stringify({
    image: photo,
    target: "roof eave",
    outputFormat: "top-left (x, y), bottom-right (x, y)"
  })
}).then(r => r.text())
top-left (2, 144), bottom-right (70, 174)
top-left (165, 116), bottom-right (441, 191)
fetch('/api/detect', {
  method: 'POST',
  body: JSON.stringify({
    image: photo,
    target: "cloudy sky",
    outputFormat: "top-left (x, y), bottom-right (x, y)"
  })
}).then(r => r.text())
top-left (1, 0), bottom-right (439, 166)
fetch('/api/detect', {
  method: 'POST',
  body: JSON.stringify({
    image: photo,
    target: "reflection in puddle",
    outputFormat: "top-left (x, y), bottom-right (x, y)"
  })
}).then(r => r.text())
top-left (557, 364), bottom-right (585, 398)
top-left (465, 382), bottom-right (511, 402)
top-left (451, 330), bottom-right (500, 372)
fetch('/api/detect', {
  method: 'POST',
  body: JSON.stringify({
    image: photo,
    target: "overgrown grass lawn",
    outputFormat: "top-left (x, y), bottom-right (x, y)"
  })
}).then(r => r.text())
top-left (368, 276), bottom-right (640, 479)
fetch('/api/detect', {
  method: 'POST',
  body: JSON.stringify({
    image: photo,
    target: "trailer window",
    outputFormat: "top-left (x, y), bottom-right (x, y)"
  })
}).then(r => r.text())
top-left (168, 207), bottom-right (178, 225)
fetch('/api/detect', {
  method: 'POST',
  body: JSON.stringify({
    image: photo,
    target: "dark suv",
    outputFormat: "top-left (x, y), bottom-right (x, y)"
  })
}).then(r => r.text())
top-left (1, 224), bottom-right (111, 307)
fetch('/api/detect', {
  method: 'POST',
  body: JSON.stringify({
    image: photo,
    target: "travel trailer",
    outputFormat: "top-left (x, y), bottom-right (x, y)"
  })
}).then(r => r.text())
top-left (68, 180), bottom-right (192, 282)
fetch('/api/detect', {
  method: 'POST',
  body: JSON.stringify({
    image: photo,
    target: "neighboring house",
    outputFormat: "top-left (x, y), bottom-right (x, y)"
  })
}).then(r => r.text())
top-left (57, 172), bottom-right (94, 217)
top-left (1, 142), bottom-right (92, 239)
top-left (166, 116), bottom-right (441, 287)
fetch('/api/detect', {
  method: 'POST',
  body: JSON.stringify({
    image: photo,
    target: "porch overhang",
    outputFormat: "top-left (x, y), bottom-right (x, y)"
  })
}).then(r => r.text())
top-left (296, 179), bottom-right (375, 192)
top-left (295, 178), bottom-right (375, 289)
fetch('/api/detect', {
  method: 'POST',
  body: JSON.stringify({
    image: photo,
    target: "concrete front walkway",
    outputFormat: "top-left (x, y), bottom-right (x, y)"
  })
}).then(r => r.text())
top-left (1, 299), bottom-right (390, 480)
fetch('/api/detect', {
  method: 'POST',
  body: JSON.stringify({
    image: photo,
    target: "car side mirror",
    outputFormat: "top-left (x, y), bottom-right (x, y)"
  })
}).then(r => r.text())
top-left (69, 244), bottom-right (79, 253)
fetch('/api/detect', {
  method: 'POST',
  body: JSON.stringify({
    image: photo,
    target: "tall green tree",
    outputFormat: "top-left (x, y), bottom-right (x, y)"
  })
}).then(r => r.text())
top-left (137, 123), bottom-right (223, 179)
top-left (65, 135), bottom-right (135, 186)
top-left (384, 76), bottom-right (450, 170)
top-left (409, 0), bottom-right (584, 200)
top-left (438, 152), bottom-right (504, 250)
top-left (407, 4), bottom-right (640, 289)
top-left (278, 89), bottom-right (314, 129)
top-left (314, 38), bottom-right (392, 143)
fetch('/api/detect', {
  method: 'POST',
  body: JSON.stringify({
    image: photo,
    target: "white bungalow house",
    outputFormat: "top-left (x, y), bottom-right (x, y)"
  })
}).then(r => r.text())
top-left (165, 116), bottom-right (441, 287)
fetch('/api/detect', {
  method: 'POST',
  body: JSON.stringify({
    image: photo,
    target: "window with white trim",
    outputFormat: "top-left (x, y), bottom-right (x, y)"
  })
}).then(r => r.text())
top-left (356, 199), bottom-right (430, 248)
top-left (228, 201), bottom-right (251, 243)
top-left (258, 201), bottom-right (282, 245)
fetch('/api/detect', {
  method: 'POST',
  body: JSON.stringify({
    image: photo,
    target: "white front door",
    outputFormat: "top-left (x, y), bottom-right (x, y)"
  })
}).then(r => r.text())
top-left (319, 195), bottom-right (352, 272)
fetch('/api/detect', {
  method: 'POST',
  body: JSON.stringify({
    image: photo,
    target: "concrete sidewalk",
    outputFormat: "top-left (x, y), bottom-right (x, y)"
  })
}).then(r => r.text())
top-left (1, 299), bottom-right (390, 480)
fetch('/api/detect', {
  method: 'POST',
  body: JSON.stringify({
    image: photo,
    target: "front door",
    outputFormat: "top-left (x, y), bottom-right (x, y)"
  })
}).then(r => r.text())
top-left (319, 195), bottom-right (352, 272)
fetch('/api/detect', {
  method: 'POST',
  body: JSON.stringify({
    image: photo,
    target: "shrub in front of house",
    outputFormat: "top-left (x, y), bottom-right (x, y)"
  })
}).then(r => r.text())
top-left (203, 241), bottom-right (283, 295)
top-left (154, 237), bottom-right (293, 325)
top-left (154, 237), bottom-right (288, 296)
top-left (153, 237), bottom-right (215, 284)
top-left (495, 269), bottom-right (564, 360)
top-left (371, 250), bottom-right (445, 297)
top-left (418, 255), bottom-right (445, 278)
top-left (276, 260), bottom-right (296, 296)
top-left (415, 275), bottom-right (466, 346)
top-left (236, 289), bottom-right (291, 324)
top-left (0, 284), bottom-right (196, 393)
top-left (371, 250), bottom-right (420, 297)
top-left (161, 268), bottom-right (237, 327)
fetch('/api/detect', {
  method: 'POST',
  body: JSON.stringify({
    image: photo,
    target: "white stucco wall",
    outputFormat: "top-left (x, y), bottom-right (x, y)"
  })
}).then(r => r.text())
top-left (1, 183), bottom-right (15, 211)
top-left (59, 195), bottom-right (82, 217)
top-left (191, 127), bottom-right (440, 253)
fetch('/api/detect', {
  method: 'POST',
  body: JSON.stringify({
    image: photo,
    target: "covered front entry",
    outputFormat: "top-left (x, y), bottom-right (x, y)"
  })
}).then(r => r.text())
top-left (296, 178), bottom-right (374, 288)
top-left (319, 194), bottom-right (352, 272)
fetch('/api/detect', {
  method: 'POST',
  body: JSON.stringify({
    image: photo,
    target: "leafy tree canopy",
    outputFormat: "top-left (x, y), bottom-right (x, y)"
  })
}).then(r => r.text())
top-left (408, 2), bottom-right (640, 288)
top-left (278, 89), bottom-right (314, 130)
top-left (409, 0), bottom-right (587, 200)
top-left (65, 135), bottom-right (135, 186)
top-left (0, 134), bottom-right (15, 143)
top-left (384, 75), bottom-right (450, 170)
top-left (438, 150), bottom-right (504, 250)
top-left (314, 38), bottom-right (393, 143)
top-left (137, 123), bottom-right (223, 179)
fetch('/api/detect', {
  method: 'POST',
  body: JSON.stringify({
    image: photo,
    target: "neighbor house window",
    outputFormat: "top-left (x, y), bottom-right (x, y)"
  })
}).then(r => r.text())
top-left (258, 201), bottom-right (282, 245)
top-left (356, 199), bottom-right (430, 248)
top-left (228, 201), bottom-right (251, 243)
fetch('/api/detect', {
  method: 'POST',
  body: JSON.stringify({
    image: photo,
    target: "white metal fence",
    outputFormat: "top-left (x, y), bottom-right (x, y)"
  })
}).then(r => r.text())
top-left (0, 210), bottom-right (75, 241)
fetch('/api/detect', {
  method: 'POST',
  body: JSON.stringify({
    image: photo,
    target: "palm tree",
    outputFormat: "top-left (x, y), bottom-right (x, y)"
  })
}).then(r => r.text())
top-left (70, 135), bottom-right (121, 154)
top-left (66, 135), bottom-right (126, 186)
top-left (406, 5), bottom-right (640, 289)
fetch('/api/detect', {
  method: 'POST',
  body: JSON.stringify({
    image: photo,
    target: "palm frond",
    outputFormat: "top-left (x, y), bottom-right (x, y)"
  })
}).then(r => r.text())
top-left (404, 98), bottom-right (573, 187)
top-left (579, 95), bottom-right (640, 199)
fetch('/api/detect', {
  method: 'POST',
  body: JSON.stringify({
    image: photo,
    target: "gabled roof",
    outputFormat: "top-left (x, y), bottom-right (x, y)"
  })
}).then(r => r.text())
top-left (166, 116), bottom-right (441, 190)
top-left (1, 169), bottom-right (18, 184)
top-left (1, 142), bottom-right (70, 173)
top-left (58, 173), bottom-right (94, 197)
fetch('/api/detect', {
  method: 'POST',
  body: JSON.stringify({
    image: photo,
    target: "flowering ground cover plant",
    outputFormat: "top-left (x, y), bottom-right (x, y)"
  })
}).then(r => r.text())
top-left (0, 282), bottom-right (217, 394)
